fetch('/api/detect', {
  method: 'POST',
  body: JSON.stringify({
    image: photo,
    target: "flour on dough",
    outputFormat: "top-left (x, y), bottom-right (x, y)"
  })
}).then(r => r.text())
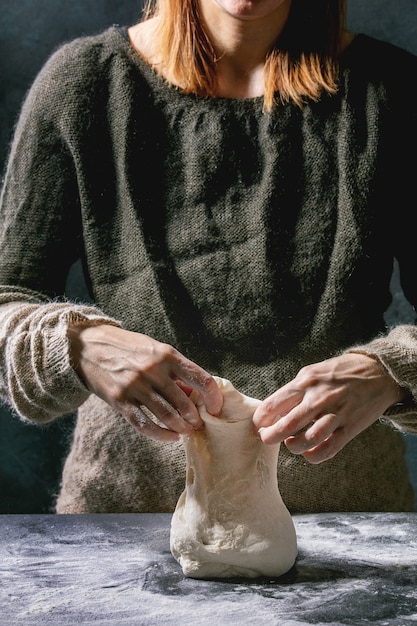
top-left (170, 376), bottom-right (297, 579)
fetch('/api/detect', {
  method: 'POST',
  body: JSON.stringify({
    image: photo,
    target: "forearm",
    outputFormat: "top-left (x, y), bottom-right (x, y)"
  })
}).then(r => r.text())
top-left (0, 294), bottom-right (121, 423)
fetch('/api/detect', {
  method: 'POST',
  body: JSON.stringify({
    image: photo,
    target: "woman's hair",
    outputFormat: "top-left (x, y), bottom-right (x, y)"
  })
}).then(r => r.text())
top-left (141, 0), bottom-right (347, 110)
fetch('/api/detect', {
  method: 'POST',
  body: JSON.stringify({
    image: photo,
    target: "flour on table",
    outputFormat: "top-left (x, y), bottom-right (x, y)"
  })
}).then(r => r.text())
top-left (170, 376), bottom-right (298, 579)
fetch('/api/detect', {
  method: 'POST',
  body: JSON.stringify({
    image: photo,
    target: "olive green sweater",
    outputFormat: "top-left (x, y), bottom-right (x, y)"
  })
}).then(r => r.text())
top-left (0, 27), bottom-right (417, 513)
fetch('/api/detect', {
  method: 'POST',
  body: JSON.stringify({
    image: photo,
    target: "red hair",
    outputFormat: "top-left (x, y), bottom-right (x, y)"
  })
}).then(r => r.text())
top-left (141, 0), bottom-right (346, 109)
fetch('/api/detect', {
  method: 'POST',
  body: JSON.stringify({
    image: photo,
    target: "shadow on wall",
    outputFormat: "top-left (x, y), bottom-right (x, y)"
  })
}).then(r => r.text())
top-left (0, 0), bottom-right (144, 169)
top-left (0, 0), bottom-right (417, 512)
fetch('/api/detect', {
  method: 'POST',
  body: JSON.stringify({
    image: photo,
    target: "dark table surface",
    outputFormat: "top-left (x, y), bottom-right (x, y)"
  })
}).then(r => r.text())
top-left (1, 512), bottom-right (417, 625)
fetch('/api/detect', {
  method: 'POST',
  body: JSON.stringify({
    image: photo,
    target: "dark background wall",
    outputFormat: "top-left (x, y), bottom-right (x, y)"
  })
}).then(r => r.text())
top-left (0, 0), bottom-right (416, 513)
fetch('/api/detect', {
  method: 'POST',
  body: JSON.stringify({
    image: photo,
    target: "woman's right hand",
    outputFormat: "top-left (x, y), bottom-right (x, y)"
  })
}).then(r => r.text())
top-left (67, 323), bottom-right (223, 442)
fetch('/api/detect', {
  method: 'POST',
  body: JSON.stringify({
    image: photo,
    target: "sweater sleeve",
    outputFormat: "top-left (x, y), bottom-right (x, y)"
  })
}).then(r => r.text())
top-left (0, 39), bottom-right (125, 423)
top-left (0, 293), bottom-right (122, 424)
top-left (346, 324), bottom-right (417, 433)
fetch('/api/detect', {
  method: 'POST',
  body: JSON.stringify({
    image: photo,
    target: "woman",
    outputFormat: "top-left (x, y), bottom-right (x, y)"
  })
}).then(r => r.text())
top-left (0, 0), bottom-right (416, 513)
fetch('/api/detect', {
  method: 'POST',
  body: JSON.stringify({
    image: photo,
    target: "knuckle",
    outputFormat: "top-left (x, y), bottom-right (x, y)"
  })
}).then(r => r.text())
top-left (126, 407), bottom-right (150, 431)
top-left (261, 397), bottom-right (276, 413)
top-left (284, 412), bottom-right (305, 435)
top-left (306, 432), bottom-right (343, 464)
top-left (105, 382), bottom-right (128, 406)
top-left (157, 342), bottom-right (178, 362)
top-left (296, 364), bottom-right (319, 386)
top-left (193, 373), bottom-right (218, 399)
top-left (304, 429), bottom-right (322, 447)
top-left (157, 407), bottom-right (176, 424)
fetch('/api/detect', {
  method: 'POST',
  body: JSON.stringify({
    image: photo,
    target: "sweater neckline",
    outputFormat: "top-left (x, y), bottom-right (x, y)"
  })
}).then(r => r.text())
top-left (113, 25), bottom-right (366, 106)
top-left (114, 25), bottom-right (266, 105)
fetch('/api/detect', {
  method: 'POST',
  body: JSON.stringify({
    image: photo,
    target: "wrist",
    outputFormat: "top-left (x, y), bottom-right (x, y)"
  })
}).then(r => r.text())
top-left (349, 351), bottom-right (411, 409)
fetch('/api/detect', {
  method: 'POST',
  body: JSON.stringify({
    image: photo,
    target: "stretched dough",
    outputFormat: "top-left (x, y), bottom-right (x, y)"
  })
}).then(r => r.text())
top-left (170, 377), bottom-right (297, 579)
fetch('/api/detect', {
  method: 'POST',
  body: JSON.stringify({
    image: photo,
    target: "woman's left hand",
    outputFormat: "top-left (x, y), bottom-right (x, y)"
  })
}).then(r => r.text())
top-left (252, 352), bottom-right (409, 463)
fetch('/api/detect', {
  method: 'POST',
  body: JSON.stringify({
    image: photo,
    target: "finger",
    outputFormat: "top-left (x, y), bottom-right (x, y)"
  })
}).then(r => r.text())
top-left (256, 401), bottom-right (318, 445)
top-left (163, 380), bottom-right (205, 429)
top-left (174, 363), bottom-right (223, 416)
top-left (284, 413), bottom-right (339, 454)
top-left (141, 386), bottom-right (197, 435)
top-left (300, 427), bottom-right (348, 464)
top-left (174, 380), bottom-right (194, 397)
top-left (125, 405), bottom-right (180, 443)
top-left (252, 387), bottom-right (303, 430)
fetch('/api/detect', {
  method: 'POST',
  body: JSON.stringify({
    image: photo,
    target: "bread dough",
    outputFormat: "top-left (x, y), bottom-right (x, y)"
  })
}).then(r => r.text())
top-left (170, 377), bottom-right (298, 579)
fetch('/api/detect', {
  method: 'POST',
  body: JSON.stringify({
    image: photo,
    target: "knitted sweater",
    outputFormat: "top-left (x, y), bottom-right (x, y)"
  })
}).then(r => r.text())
top-left (0, 26), bottom-right (417, 513)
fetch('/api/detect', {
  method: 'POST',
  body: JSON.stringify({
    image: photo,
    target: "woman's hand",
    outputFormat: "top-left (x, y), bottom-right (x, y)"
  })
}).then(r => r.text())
top-left (253, 353), bottom-right (409, 463)
top-left (68, 323), bottom-right (223, 442)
